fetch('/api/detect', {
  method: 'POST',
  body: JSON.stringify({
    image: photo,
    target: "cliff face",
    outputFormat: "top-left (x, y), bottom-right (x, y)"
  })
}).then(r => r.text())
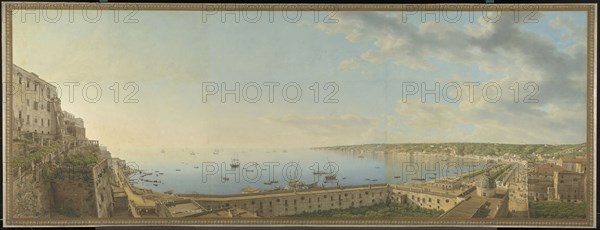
top-left (12, 170), bottom-right (54, 217)
top-left (11, 140), bottom-right (114, 218)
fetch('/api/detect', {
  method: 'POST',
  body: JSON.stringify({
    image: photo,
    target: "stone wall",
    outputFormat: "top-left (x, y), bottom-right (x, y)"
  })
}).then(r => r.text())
top-left (50, 156), bottom-right (114, 218)
top-left (11, 170), bottom-right (54, 217)
top-left (389, 186), bottom-right (463, 212)
top-left (189, 185), bottom-right (389, 217)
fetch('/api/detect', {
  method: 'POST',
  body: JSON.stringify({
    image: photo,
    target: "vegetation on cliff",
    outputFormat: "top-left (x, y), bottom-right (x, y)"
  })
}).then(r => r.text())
top-left (63, 153), bottom-right (102, 167)
top-left (13, 143), bottom-right (61, 167)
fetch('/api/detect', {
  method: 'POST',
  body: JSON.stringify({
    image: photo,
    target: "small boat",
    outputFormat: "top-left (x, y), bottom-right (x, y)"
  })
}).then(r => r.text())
top-left (270, 180), bottom-right (279, 184)
top-left (222, 177), bottom-right (229, 181)
top-left (370, 179), bottom-right (378, 182)
top-left (194, 166), bottom-right (199, 169)
top-left (161, 149), bottom-right (166, 154)
top-left (325, 175), bottom-right (337, 181)
top-left (176, 169), bottom-right (181, 171)
top-left (365, 178), bottom-right (370, 181)
top-left (159, 173), bottom-right (164, 175)
top-left (411, 178), bottom-right (426, 181)
top-left (342, 177), bottom-right (347, 180)
top-left (282, 149), bottom-right (287, 153)
top-left (241, 187), bottom-right (260, 194)
top-left (394, 176), bottom-right (401, 179)
top-left (153, 183), bottom-right (158, 186)
top-left (264, 181), bottom-right (272, 185)
top-left (189, 152), bottom-right (196, 155)
top-left (375, 166), bottom-right (380, 169)
top-left (358, 155), bottom-right (365, 158)
top-left (313, 171), bottom-right (329, 175)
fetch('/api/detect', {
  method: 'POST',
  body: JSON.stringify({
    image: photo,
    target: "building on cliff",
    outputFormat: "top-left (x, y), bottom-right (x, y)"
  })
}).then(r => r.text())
top-left (12, 64), bottom-right (87, 142)
top-left (10, 64), bottom-right (113, 218)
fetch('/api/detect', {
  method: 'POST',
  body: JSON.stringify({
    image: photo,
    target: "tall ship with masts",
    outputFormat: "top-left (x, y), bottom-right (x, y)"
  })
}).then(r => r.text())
top-left (230, 153), bottom-right (240, 168)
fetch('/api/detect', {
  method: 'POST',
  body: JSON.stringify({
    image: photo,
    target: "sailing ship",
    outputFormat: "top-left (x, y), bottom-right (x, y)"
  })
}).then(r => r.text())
top-left (324, 163), bottom-right (337, 181)
top-left (230, 153), bottom-right (240, 168)
top-left (325, 174), bottom-right (337, 181)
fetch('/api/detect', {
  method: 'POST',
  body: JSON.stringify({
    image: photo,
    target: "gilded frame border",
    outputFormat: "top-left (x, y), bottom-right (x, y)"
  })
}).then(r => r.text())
top-left (1, 2), bottom-right (596, 227)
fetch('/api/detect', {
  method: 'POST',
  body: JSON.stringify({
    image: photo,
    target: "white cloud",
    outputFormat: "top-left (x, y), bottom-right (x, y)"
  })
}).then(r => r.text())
top-left (316, 12), bottom-right (587, 144)
top-left (338, 58), bottom-right (359, 72)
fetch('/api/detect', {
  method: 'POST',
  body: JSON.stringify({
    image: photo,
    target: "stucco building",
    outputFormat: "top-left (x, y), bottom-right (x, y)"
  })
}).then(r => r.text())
top-left (527, 160), bottom-right (586, 202)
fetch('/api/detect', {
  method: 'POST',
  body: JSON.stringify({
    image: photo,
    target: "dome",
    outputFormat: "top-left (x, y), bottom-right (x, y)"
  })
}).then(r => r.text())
top-left (477, 176), bottom-right (497, 189)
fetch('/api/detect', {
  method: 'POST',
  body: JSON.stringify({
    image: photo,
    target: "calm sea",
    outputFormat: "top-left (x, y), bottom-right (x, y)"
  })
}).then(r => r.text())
top-left (114, 148), bottom-right (488, 195)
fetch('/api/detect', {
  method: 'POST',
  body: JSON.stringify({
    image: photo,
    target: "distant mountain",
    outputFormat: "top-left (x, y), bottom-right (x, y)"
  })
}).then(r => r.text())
top-left (313, 143), bottom-right (586, 158)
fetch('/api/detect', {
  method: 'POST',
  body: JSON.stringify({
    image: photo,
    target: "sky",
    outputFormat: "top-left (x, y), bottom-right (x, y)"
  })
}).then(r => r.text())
top-left (11, 9), bottom-right (589, 149)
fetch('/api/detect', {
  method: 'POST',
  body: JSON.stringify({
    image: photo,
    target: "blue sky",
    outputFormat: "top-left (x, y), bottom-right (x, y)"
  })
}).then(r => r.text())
top-left (12, 10), bottom-right (589, 149)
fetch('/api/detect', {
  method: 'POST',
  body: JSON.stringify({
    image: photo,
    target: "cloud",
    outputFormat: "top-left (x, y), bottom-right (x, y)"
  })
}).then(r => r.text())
top-left (549, 15), bottom-right (586, 44)
top-left (338, 58), bottom-right (359, 72)
top-left (316, 12), bottom-right (587, 144)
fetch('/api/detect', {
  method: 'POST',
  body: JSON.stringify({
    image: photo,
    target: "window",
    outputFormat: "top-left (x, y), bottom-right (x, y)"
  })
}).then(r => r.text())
top-left (27, 115), bottom-right (30, 124)
top-left (34, 102), bottom-right (38, 110)
top-left (34, 117), bottom-right (37, 123)
top-left (18, 111), bottom-right (22, 119)
top-left (47, 120), bottom-right (50, 126)
top-left (27, 99), bottom-right (30, 106)
top-left (41, 119), bottom-right (44, 127)
top-left (27, 80), bottom-right (30, 88)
